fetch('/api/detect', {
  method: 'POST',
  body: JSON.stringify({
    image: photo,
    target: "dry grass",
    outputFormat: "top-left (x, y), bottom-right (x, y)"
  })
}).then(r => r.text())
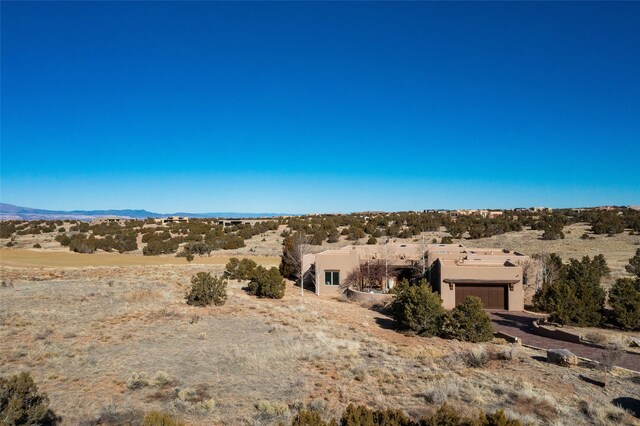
top-left (0, 248), bottom-right (280, 268)
top-left (461, 223), bottom-right (640, 286)
top-left (0, 263), bottom-right (638, 425)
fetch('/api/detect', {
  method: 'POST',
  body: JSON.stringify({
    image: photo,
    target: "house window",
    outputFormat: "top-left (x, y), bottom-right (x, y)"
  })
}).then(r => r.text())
top-left (325, 271), bottom-right (339, 286)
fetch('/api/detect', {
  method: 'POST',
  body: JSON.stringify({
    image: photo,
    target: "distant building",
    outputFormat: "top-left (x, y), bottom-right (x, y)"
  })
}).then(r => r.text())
top-left (156, 216), bottom-right (189, 225)
top-left (216, 219), bottom-right (249, 227)
top-left (90, 217), bottom-right (127, 225)
top-left (449, 209), bottom-right (503, 219)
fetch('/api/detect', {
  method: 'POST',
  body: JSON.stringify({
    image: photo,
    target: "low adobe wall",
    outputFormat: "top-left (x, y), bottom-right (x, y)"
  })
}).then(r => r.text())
top-left (532, 320), bottom-right (584, 344)
top-left (494, 331), bottom-right (521, 344)
top-left (346, 286), bottom-right (394, 306)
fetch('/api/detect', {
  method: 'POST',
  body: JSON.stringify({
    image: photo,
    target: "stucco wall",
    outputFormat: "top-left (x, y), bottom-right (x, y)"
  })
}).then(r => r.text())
top-left (314, 249), bottom-right (359, 295)
top-left (346, 286), bottom-right (394, 306)
top-left (437, 261), bottom-right (524, 311)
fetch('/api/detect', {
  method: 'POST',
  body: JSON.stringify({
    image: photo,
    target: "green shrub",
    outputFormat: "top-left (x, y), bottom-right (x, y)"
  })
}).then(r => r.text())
top-left (366, 236), bottom-right (377, 245)
top-left (441, 236), bottom-right (453, 244)
top-left (310, 230), bottom-right (327, 245)
top-left (534, 254), bottom-right (608, 326)
top-left (0, 372), bottom-right (60, 425)
top-left (441, 296), bottom-right (493, 342)
top-left (224, 257), bottom-right (258, 280)
top-left (68, 235), bottom-right (97, 254)
top-left (33, 243), bottom-right (41, 248)
top-left (626, 248), bottom-right (640, 278)
top-left (291, 409), bottom-right (332, 426)
top-left (340, 403), bottom-right (414, 426)
top-left (390, 280), bottom-right (445, 337)
top-left (143, 238), bottom-right (180, 255)
top-left (291, 403), bottom-right (522, 426)
top-left (608, 278), bottom-right (640, 330)
top-left (143, 410), bottom-right (184, 426)
top-left (176, 250), bottom-right (194, 262)
top-left (422, 404), bottom-right (522, 426)
top-left (347, 226), bottom-right (366, 241)
top-left (480, 409), bottom-right (522, 426)
top-left (0, 223), bottom-right (16, 239)
top-left (248, 267), bottom-right (286, 299)
top-left (288, 403), bottom-right (524, 426)
top-left (327, 228), bottom-right (340, 243)
top-left (222, 235), bottom-right (245, 250)
top-left (421, 404), bottom-right (461, 426)
top-left (186, 273), bottom-right (227, 306)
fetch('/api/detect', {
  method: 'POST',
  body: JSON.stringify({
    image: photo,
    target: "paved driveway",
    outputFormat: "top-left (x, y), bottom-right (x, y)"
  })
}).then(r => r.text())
top-left (490, 311), bottom-right (640, 372)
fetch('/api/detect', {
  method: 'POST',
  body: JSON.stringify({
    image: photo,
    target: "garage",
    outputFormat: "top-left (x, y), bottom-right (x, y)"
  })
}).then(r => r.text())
top-left (455, 284), bottom-right (508, 310)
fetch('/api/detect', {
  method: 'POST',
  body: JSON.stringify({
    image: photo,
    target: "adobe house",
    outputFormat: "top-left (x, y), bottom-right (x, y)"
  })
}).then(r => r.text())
top-left (430, 257), bottom-right (525, 311)
top-left (425, 245), bottom-right (528, 310)
top-left (156, 216), bottom-right (189, 225)
top-left (90, 217), bottom-right (127, 225)
top-left (308, 243), bottom-right (429, 295)
top-left (306, 243), bottom-right (528, 311)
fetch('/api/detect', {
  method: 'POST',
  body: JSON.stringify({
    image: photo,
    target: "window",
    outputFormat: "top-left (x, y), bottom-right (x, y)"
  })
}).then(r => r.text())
top-left (325, 271), bottom-right (339, 286)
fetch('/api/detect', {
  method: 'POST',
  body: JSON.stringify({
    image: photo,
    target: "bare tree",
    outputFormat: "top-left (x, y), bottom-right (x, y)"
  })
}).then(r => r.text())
top-left (532, 253), bottom-right (563, 293)
top-left (420, 233), bottom-right (428, 276)
top-left (344, 260), bottom-right (387, 291)
top-left (600, 343), bottom-right (623, 388)
top-left (383, 238), bottom-right (390, 291)
top-left (280, 232), bottom-right (311, 296)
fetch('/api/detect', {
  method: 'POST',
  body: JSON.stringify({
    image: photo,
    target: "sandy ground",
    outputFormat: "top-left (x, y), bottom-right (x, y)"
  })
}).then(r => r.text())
top-left (0, 248), bottom-right (280, 268)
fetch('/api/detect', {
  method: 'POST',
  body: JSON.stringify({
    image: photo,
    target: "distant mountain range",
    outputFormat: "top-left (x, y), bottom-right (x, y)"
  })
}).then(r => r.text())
top-left (0, 203), bottom-right (290, 221)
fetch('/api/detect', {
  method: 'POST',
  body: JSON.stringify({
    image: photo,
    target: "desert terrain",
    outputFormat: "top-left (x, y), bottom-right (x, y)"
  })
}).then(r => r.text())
top-left (1, 241), bottom-right (639, 425)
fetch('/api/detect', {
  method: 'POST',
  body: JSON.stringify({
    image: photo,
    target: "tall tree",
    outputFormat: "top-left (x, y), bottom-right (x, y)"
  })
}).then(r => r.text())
top-left (279, 232), bottom-right (311, 296)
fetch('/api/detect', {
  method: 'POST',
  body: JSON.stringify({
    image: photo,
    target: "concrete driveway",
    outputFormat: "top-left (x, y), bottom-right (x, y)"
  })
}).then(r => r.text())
top-left (489, 311), bottom-right (640, 372)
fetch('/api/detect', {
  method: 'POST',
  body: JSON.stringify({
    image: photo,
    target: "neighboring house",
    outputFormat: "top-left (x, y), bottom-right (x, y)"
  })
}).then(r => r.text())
top-left (305, 243), bottom-right (529, 311)
top-left (450, 209), bottom-right (503, 219)
top-left (216, 219), bottom-right (251, 227)
top-left (156, 216), bottom-right (189, 225)
top-left (90, 217), bottom-right (127, 225)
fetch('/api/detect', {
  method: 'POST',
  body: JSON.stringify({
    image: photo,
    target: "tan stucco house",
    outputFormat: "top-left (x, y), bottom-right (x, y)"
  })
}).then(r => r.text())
top-left (305, 243), bottom-right (528, 311)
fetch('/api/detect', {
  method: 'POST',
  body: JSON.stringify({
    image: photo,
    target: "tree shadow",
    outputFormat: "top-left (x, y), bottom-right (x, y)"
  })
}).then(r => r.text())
top-left (374, 316), bottom-right (399, 331)
top-left (490, 312), bottom-right (536, 332)
top-left (578, 374), bottom-right (605, 388)
top-left (612, 397), bottom-right (640, 418)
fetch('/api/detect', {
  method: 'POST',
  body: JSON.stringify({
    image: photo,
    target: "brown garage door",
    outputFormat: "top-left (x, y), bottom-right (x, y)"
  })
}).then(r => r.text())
top-left (455, 284), bottom-right (507, 310)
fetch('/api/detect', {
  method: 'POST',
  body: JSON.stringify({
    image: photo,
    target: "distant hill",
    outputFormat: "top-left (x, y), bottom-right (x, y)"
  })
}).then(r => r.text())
top-left (0, 203), bottom-right (290, 221)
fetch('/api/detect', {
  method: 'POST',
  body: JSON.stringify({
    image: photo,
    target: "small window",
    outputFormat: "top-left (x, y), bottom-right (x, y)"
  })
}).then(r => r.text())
top-left (325, 271), bottom-right (339, 286)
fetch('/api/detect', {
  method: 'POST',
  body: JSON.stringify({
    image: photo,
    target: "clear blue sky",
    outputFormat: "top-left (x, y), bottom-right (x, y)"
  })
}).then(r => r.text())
top-left (2, 2), bottom-right (639, 213)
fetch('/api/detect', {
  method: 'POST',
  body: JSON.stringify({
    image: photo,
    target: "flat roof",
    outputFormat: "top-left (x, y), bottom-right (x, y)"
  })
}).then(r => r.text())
top-left (443, 278), bottom-right (519, 284)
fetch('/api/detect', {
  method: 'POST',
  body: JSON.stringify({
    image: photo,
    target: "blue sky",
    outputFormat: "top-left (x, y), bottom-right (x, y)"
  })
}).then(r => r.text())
top-left (2, 2), bottom-right (639, 213)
